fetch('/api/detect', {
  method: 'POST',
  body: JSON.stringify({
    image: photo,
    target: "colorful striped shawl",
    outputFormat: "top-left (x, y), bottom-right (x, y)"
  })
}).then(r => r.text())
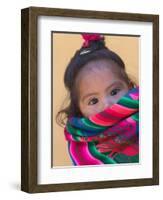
top-left (64, 87), bottom-right (139, 165)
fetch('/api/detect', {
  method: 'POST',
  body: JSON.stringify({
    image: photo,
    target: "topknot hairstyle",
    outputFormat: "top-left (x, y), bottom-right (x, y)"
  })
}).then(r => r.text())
top-left (64, 33), bottom-right (125, 91)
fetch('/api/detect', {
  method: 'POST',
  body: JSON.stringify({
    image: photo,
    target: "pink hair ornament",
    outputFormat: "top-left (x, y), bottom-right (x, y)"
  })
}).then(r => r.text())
top-left (81, 33), bottom-right (104, 48)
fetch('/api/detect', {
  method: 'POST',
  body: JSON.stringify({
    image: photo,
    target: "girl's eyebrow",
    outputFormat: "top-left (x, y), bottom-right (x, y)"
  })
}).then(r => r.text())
top-left (81, 92), bottom-right (99, 102)
top-left (105, 81), bottom-right (122, 92)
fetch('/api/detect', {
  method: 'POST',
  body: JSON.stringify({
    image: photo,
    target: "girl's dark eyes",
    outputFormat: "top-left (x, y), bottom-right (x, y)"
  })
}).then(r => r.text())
top-left (110, 88), bottom-right (121, 96)
top-left (87, 88), bottom-right (121, 105)
top-left (88, 98), bottom-right (99, 105)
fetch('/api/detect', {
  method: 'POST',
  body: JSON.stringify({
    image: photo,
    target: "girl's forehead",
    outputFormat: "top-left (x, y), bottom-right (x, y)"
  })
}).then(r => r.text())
top-left (81, 59), bottom-right (117, 71)
top-left (76, 59), bottom-right (120, 81)
top-left (78, 67), bottom-right (119, 89)
top-left (76, 63), bottom-right (122, 94)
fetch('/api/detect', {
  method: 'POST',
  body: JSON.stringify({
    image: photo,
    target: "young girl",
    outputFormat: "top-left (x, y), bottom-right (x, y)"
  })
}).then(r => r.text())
top-left (57, 33), bottom-right (139, 166)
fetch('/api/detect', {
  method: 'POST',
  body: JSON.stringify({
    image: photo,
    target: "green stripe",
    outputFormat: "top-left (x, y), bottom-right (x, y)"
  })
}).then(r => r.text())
top-left (118, 97), bottom-right (139, 109)
top-left (131, 113), bottom-right (139, 121)
top-left (67, 124), bottom-right (83, 137)
top-left (82, 118), bottom-right (106, 130)
top-left (88, 142), bottom-right (117, 164)
top-left (114, 153), bottom-right (139, 163)
top-left (72, 135), bottom-right (80, 141)
top-left (66, 124), bottom-right (76, 135)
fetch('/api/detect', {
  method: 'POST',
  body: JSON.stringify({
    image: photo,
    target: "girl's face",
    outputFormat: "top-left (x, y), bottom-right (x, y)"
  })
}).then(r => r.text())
top-left (76, 60), bottom-right (130, 118)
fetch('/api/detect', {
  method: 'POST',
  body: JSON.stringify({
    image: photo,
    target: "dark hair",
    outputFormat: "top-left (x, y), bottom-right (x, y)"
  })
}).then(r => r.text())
top-left (56, 35), bottom-right (135, 127)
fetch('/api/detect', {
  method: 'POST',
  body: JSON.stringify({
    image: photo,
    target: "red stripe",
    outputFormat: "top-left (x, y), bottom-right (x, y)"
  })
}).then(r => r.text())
top-left (70, 141), bottom-right (102, 165)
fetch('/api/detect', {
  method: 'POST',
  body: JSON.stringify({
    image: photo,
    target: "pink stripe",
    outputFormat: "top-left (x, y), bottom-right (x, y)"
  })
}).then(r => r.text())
top-left (95, 114), bottom-right (115, 122)
top-left (121, 144), bottom-right (139, 156)
top-left (126, 117), bottom-right (138, 124)
top-left (90, 110), bottom-right (128, 126)
top-left (90, 117), bottom-right (116, 126)
top-left (69, 141), bottom-right (80, 165)
top-left (70, 141), bottom-right (102, 165)
top-left (110, 104), bottom-right (137, 116)
top-left (89, 104), bottom-right (137, 126)
top-left (89, 105), bottom-right (128, 122)
top-left (105, 107), bottom-right (127, 118)
top-left (64, 129), bottom-right (74, 141)
top-left (130, 93), bottom-right (139, 100)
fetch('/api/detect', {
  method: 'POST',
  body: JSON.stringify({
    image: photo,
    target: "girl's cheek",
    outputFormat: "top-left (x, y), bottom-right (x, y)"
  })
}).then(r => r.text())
top-left (83, 106), bottom-right (96, 117)
top-left (88, 105), bottom-right (102, 116)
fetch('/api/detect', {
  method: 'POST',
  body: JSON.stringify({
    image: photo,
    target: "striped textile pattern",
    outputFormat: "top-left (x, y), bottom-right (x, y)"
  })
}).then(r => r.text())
top-left (64, 87), bottom-right (139, 165)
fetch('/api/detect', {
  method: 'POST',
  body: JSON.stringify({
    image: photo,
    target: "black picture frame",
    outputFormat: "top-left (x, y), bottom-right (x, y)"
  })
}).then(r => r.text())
top-left (21, 6), bottom-right (159, 193)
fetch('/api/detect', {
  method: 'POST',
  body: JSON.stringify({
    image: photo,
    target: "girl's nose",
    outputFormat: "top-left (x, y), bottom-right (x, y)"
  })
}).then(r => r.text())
top-left (101, 98), bottom-right (113, 110)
